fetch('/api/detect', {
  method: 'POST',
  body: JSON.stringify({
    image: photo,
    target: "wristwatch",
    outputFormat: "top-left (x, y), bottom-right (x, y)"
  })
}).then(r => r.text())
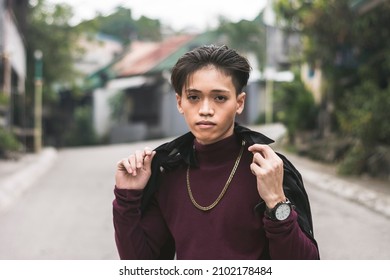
top-left (265, 199), bottom-right (292, 221)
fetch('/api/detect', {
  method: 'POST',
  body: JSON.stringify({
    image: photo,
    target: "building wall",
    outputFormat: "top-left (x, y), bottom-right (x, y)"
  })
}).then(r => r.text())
top-left (244, 81), bottom-right (265, 124)
top-left (3, 9), bottom-right (26, 93)
top-left (161, 87), bottom-right (188, 138)
top-left (0, 0), bottom-right (4, 50)
top-left (92, 87), bottom-right (119, 138)
top-left (301, 63), bottom-right (323, 104)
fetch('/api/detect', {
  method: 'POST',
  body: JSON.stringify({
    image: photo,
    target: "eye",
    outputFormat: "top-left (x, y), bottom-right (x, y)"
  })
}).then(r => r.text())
top-left (215, 95), bottom-right (228, 102)
top-left (187, 94), bottom-right (199, 102)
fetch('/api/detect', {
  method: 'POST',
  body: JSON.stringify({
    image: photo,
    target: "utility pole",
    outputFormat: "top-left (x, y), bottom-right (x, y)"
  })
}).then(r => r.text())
top-left (264, 0), bottom-right (276, 124)
top-left (34, 50), bottom-right (43, 153)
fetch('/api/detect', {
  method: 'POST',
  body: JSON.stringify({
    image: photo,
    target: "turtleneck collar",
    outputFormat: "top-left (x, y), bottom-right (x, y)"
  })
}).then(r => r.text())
top-left (193, 134), bottom-right (242, 166)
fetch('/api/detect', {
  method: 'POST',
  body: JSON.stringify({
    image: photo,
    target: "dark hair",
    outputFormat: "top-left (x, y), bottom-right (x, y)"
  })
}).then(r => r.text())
top-left (171, 45), bottom-right (251, 96)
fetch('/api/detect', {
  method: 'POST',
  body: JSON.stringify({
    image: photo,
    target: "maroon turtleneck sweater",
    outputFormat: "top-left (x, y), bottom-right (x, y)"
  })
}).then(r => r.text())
top-left (113, 134), bottom-right (319, 260)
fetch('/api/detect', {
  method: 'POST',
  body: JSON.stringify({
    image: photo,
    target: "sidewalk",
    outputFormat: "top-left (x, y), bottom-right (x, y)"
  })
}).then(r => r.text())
top-left (0, 147), bottom-right (58, 212)
top-left (0, 124), bottom-right (389, 218)
top-left (284, 151), bottom-right (390, 219)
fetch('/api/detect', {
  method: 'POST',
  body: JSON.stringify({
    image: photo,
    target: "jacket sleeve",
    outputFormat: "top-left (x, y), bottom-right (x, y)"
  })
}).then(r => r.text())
top-left (112, 187), bottom-right (171, 259)
top-left (263, 209), bottom-right (320, 259)
top-left (262, 157), bottom-right (320, 260)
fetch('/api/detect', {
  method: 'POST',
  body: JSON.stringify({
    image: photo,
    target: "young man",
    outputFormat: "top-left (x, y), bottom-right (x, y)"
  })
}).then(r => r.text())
top-left (113, 45), bottom-right (319, 260)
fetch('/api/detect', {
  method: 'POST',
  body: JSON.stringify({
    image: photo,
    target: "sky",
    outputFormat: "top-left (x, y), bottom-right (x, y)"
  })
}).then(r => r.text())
top-left (46, 0), bottom-right (268, 31)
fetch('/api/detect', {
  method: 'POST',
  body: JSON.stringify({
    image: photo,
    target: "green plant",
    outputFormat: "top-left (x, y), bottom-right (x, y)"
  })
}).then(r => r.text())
top-left (108, 92), bottom-right (125, 122)
top-left (273, 76), bottom-right (319, 143)
top-left (337, 81), bottom-right (390, 146)
top-left (0, 128), bottom-right (22, 155)
top-left (63, 105), bottom-right (98, 146)
top-left (0, 94), bottom-right (10, 106)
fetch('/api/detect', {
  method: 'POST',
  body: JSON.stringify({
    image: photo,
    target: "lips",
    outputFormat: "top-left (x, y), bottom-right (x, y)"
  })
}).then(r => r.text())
top-left (196, 121), bottom-right (216, 128)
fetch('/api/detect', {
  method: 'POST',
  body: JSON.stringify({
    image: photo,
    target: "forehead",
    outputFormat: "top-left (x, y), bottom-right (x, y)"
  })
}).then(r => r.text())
top-left (185, 66), bottom-right (233, 88)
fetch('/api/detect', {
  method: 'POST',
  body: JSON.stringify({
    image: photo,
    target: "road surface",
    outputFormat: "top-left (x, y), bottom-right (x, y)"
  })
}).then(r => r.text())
top-left (0, 138), bottom-right (389, 259)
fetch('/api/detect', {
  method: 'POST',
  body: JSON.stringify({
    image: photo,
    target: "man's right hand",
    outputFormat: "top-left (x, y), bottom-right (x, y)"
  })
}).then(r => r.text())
top-left (115, 147), bottom-right (156, 190)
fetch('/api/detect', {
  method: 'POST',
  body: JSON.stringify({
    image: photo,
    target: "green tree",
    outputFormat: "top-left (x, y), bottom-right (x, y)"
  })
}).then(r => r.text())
top-left (216, 15), bottom-right (266, 68)
top-left (274, 0), bottom-right (390, 177)
top-left (274, 73), bottom-right (318, 143)
top-left (23, 0), bottom-right (87, 148)
top-left (77, 7), bottom-right (162, 45)
top-left (26, 0), bottom-right (81, 100)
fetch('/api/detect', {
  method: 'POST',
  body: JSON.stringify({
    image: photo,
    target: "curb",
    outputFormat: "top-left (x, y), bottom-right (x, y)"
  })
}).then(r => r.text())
top-left (0, 147), bottom-right (58, 212)
top-left (299, 167), bottom-right (390, 219)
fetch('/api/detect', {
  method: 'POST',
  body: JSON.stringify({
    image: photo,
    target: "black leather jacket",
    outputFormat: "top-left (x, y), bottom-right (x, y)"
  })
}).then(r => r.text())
top-left (140, 125), bottom-right (319, 259)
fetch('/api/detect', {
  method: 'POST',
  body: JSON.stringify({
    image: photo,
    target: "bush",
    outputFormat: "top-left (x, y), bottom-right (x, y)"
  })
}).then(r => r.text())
top-left (336, 82), bottom-right (390, 177)
top-left (0, 94), bottom-right (10, 106)
top-left (337, 81), bottom-right (390, 146)
top-left (273, 76), bottom-right (319, 143)
top-left (338, 141), bottom-right (367, 175)
top-left (63, 106), bottom-right (99, 146)
top-left (0, 128), bottom-right (22, 157)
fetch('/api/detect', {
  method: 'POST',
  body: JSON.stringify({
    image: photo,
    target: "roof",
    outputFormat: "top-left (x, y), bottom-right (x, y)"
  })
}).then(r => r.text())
top-left (112, 34), bottom-right (195, 77)
top-left (84, 32), bottom-right (224, 90)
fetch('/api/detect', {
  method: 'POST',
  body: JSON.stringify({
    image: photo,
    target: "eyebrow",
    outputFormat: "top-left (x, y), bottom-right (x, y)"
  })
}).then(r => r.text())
top-left (185, 88), bottom-right (230, 94)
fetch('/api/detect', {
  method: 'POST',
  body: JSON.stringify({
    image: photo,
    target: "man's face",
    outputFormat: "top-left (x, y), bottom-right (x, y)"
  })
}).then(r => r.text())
top-left (176, 65), bottom-right (246, 145)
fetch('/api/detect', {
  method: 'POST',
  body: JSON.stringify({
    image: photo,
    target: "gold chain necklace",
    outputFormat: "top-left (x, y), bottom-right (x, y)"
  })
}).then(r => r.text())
top-left (186, 140), bottom-right (245, 211)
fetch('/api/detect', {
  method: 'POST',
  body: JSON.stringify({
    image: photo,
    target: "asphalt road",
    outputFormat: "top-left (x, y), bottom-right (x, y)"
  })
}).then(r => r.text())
top-left (0, 138), bottom-right (389, 260)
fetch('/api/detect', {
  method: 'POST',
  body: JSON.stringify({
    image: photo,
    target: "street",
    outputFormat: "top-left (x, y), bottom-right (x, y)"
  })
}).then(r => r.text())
top-left (0, 138), bottom-right (389, 260)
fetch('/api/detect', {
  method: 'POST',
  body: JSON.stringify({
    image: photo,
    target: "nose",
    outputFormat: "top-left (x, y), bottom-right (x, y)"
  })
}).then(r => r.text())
top-left (199, 99), bottom-right (214, 116)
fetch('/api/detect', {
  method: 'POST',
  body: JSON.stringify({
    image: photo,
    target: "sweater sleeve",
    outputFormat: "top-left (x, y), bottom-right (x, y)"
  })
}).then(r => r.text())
top-left (112, 186), bottom-right (171, 259)
top-left (263, 209), bottom-right (319, 259)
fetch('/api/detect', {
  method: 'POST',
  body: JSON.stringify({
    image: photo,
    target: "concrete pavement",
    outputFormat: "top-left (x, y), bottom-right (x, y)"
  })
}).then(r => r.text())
top-left (0, 123), bottom-right (389, 218)
top-left (0, 147), bottom-right (58, 212)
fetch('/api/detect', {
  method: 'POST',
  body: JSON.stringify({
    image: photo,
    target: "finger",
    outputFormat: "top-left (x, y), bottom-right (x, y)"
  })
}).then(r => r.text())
top-left (128, 154), bottom-right (138, 175)
top-left (248, 144), bottom-right (269, 156)
top-left (117, 158), bottom-right (132, 174)
top-left (134, 150), bottom-right (145, 169)
top-left (250, 161), bottom-right (268, 175)
top-left (250, 145), bottom-right (284, 173)
top-left (139, 147), bottom-right (154, 168)
top-left (252, 151), bottom-right (270, 169)
top-left (142, 147), bottom-right (153, 158)
top-left (250, 162), bottom-right (257, 175)
top-left (143, 150), bottom-right (156, 170)
top-left (249, 144), bottom-right (281, 161)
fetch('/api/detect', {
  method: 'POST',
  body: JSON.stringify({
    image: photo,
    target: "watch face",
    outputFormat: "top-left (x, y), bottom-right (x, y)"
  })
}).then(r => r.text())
top-left (275, 203), bottom-right (291, 221)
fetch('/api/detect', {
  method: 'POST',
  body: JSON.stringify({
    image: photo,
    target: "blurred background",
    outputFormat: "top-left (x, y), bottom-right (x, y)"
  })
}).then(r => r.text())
top-left (0, 0), bottom-right (389, 260)
top-left (1, 0), bottom-right (389, 179)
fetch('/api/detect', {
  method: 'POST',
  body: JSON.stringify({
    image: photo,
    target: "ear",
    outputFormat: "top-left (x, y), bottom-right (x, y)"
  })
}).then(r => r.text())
top-left (176, 94), bottom-right (184, 114)
top-left (236, 92), bottom-right (246, 115)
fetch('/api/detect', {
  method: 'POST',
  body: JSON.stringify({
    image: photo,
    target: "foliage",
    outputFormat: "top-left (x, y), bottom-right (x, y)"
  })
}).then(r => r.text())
top-left (337, 141), bottom-right (367, 175)
top-left (274, 0), bottom-right (390, 177)
top-left (76, 7), bottom-right (162, 44)
top-left (273, 74), bottom-right (318, 142)
top-left (108, 92), bottom-right (125, 123)
top-left (26, 0), bottom-right (82, 99)
top-left (135, 16), bottom-right (162, 42)
top-left (0, 128), bottom-right (21, 155)
top-left (16, 1), bottom-right (164, 150)
top-left (336, 80), bottom-right (390, 176)
top-left (216, 17), bottom-right (266, 68)
top-left (337, 81), bottom-right (390, 146)
top-left (63, 106), bottom-right (98, 146)
top-left (0, 94), bottom-right (10, 106)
